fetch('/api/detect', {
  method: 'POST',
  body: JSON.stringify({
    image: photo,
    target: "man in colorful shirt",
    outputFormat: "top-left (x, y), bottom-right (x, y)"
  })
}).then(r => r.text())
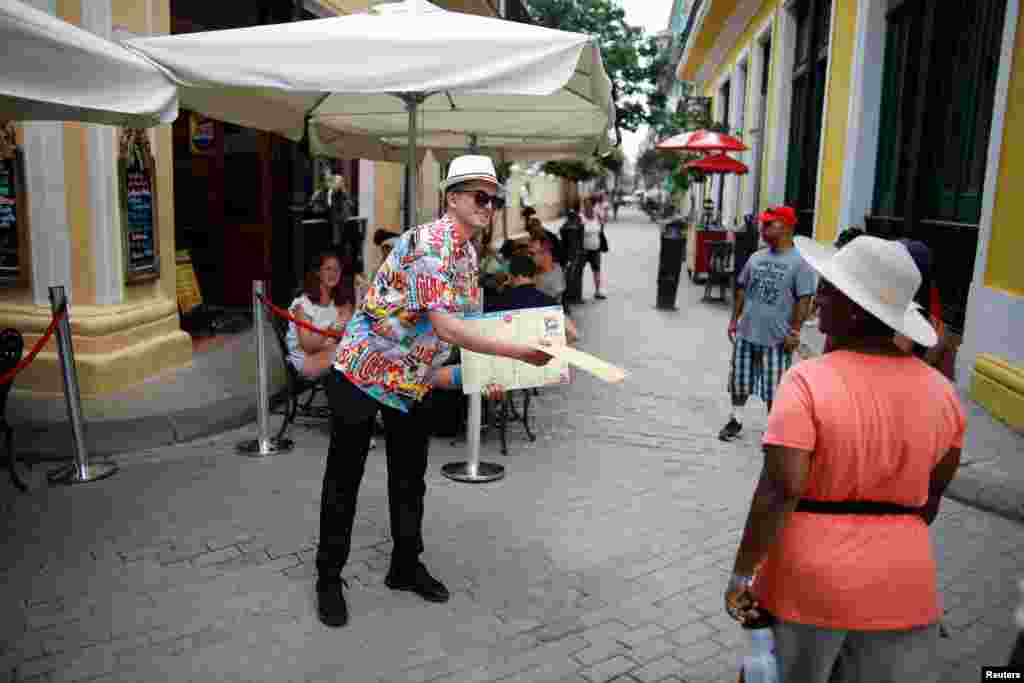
top-left (316, 155), bottom-right (553, 628)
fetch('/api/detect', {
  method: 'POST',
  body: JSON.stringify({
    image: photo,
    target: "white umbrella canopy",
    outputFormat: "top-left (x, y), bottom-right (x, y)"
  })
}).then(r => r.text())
top-left (123, 0), bottom-right (614, 162)
top-left (0, 0), bottom-right (178, 126)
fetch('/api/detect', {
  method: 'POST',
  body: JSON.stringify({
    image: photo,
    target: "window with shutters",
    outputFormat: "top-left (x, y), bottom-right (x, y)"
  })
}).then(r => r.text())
top-left (869, 0), bottom-right (1007, 331)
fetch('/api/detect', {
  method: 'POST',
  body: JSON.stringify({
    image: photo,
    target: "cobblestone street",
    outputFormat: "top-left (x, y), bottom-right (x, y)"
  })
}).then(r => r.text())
top-left (1, 208), bottom-right (1021, 683)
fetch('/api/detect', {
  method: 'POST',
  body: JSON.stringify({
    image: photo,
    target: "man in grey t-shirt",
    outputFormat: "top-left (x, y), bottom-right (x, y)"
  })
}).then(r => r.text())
top-left (719, 206), bottom-right (817, 441)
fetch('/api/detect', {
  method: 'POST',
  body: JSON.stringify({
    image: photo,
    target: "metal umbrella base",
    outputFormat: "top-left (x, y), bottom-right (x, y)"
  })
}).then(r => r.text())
top-left (441, 461), bottom-right (505, 483)
top-left (236, 438), bottom-right (294, 457)
top-left (443, 393), bottom-right (505, 483)
top-left (48, 461), bottom-right (119, 485)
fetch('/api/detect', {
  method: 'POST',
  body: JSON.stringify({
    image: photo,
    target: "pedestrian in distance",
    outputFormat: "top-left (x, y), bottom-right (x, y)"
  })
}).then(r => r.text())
top-left (720, 206), bottom-right (816, 442)
top-left (580, 196), bottom-right (607, 300)
top-left (528, 227), bottom-right (566, 298)
top-left (485, 254), bottom-right (578, 345)
top-left (372, 227), bottom-right (402, 266)
top-left (724, 234), bottom-right (964, 683)
top-left (315, 155), bottom-right (552, 629)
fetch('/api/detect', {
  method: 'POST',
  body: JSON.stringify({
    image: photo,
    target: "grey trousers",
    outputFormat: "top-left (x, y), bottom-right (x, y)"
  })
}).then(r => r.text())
top-left (773, 619), bottom-right (941, 683)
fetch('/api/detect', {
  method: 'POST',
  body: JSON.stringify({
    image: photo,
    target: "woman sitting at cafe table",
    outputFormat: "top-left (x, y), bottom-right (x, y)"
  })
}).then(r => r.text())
top-left (286, 249), bottom-right (355, 380)
top-left (724, 235), bottom-right (965, 683)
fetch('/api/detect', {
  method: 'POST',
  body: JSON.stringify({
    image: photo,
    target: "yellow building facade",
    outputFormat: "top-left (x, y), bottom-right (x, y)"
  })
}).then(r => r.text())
top-left (3, 0), bottom-right (191, 400)
top-left (677, 0), bottom-right (1024, 431)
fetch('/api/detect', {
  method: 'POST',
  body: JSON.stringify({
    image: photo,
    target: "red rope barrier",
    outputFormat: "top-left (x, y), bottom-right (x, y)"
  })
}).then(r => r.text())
top-left (0, 302), bottom-right (68, 386)
top-left (256, 294), bottom-right (345, 340)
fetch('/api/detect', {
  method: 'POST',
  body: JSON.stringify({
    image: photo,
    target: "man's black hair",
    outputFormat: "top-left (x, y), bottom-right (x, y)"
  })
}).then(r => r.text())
top-left (508, 254), bottom-right (538, 278)
top-left (444, 181), bottom-right (471, 204)
top-left (834, 227), bottom-right (863, 249)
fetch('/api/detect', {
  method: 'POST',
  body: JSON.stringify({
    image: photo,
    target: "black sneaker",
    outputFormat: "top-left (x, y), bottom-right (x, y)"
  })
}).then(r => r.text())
top-left (718, 418), bottom-right (742, 441)
top-left (385, 562), bottom-right (450, 603)
top-left (316, 577), bottom-right (349, 628)
top-left (595, 293), bottom-right (607, 300)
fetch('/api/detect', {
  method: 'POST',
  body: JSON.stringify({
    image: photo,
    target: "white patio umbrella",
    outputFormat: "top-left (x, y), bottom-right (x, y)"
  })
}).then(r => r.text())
top-left (125, 0), bottom-right (615, 481)
top-left (124, 0), bottom-right (614, 225)
top-left (0, 0), bottom-right (177, 126)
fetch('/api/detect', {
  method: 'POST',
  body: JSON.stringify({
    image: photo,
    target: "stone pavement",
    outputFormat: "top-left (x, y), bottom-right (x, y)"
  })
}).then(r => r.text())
top-left (9, 322), bottom-right (287, 462)
top-left (1, 208), bottom-right (1021, 682)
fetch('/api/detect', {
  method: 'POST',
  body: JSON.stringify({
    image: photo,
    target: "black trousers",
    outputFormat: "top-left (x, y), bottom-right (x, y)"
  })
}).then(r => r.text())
top-left (316, 370), bottom-right (431, 580)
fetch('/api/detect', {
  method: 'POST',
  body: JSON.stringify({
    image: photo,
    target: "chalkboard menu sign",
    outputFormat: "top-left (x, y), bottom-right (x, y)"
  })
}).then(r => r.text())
top-left (0, 123), bottom-right (25, 285)
top-left (119, 129), bottom-right (160, 283)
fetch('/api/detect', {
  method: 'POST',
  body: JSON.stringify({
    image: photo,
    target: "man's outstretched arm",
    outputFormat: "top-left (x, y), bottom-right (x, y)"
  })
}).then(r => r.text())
top-left (428, 311), bottom-right (551, 366)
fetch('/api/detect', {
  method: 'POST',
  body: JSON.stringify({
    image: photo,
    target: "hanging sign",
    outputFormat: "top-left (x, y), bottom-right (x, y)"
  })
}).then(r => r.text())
top-left (0, 123), bottom-right (25, 284)
top-left (119, 129), bottom-right (160, 283)
top-left (189, 113), bottom-right (215, 155)
top-left (175, 250), bottom-right (202, 313)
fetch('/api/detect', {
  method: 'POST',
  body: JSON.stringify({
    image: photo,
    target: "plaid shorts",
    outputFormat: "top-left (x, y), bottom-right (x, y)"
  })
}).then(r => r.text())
top-left (728, 338), bottom-right (793, 405)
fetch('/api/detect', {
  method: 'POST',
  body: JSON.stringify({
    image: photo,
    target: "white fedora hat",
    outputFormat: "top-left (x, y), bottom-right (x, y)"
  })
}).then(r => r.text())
top-left (794, 235), bottom-right (938, 348)
top-left (442, 155), bottom-right (500, 191)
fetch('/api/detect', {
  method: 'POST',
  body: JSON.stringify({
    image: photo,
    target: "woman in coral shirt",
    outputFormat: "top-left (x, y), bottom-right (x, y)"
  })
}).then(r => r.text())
top-left (725, 235), bottom-right (965, 682)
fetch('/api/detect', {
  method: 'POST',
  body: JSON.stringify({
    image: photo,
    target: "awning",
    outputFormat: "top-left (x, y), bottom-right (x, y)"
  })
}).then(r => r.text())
top-left (0, 0), bottom-right (178, 126)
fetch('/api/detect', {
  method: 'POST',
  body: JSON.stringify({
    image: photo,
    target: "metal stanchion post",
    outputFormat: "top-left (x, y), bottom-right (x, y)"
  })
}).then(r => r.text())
top-left (47, 286), bottom-right (118, 485)
top-left (441, 297), bottom-right (505, 484)
top-left (237, 280), bottom-right (294, 456)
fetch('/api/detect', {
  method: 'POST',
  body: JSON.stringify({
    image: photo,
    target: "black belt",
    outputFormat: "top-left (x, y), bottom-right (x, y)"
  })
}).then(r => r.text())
top-left (796, 499), bottom-right (923, 515)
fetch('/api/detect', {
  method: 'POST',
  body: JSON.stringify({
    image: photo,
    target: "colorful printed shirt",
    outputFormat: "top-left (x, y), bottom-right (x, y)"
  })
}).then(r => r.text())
top-left (335, 214), bottom-right (480, 412)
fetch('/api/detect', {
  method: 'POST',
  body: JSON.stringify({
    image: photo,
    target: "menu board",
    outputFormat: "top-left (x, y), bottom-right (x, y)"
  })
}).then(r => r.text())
top-left (0, 156), bottom-right (19, 279)
top-left (175, 250), bottom-right (202, 313)
top-left (189, 113), bottom-right (215, 155)
top-left (461, 306), bottom-right (571, 393)
top-left (119, 130), bottom-right (160, 282)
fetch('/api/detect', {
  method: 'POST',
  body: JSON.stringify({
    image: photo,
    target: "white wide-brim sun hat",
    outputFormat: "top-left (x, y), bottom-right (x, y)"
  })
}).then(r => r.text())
top-left (794, 235), bottom-right (938, 348)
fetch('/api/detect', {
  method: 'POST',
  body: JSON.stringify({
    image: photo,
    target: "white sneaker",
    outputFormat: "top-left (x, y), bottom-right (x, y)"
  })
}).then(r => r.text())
top-left (370, 437), bottom-right (377, 450)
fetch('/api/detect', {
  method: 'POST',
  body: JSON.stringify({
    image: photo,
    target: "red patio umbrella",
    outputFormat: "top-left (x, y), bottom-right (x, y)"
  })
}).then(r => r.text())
top-left (684, 153), bottom-right (749, 175)
top-left (656, 129), bottom-right (748, 153)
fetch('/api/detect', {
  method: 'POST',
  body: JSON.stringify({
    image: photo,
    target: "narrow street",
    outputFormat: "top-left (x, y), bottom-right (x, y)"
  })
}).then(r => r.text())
top-left (1, 208), bottom-right (1021, 683)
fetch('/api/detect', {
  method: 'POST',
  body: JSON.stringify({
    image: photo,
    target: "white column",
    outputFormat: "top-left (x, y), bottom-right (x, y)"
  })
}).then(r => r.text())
top-left (836, 0), bottom-right (887, 231)
top-left (728, 61), bottom-right (748, 228)
top-left (747, 35), bottom-right (769, 218)
top-left (766, 8), bottom-right (798, 206)
top-left (20, 0), bottom-right (71, 306)
top-left (82, 0), bottom-right (123, 305)
top-left (712, 87), bottom-right (727, 223)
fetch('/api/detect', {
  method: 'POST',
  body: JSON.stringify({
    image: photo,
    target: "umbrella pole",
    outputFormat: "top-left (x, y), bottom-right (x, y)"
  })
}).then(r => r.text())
top-left (402, 94), bottom-right (424, 231)
top-left (442, 139), bottom-right (505, 485)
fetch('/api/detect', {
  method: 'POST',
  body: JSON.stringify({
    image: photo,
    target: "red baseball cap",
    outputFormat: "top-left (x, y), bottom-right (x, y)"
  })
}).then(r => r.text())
top-left (759, 206), bottom-right (797, 227)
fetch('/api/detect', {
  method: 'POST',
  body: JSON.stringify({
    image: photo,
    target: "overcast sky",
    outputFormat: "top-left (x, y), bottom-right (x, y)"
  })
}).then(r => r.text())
top-left (619, 0), bottom-right (672, 164)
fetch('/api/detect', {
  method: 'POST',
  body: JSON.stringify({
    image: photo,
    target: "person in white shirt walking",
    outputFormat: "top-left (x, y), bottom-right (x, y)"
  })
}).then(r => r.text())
top-left (581, 196), bottom-right (606, 300)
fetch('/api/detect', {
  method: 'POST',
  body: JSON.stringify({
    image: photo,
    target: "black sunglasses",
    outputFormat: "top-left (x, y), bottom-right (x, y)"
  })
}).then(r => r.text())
top-left (459, 190), bottom-right (506, 210)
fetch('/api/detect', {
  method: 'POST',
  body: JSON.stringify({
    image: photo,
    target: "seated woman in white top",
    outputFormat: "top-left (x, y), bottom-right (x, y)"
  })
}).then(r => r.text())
top-left (286, 250), bottom-right (355, 380)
